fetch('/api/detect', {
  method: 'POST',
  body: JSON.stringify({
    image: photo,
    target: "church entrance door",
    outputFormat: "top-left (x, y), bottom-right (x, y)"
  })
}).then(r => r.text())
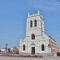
top-left (31, 47), bottom-right (35, 54)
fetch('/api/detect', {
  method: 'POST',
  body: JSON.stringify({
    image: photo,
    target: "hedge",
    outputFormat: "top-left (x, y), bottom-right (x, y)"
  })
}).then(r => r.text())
top-left (57, 52), bottom-right (60, 56)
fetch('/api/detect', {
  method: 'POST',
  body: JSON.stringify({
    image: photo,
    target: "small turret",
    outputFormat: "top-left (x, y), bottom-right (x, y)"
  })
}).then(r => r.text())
top-left (28, 12), bottom-right (30, 17)
top-left (38, 10), bottom-right (40, 15)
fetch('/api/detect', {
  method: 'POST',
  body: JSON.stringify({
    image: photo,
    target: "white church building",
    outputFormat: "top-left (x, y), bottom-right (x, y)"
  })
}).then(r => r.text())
top-left (19, 11), bottom-right (58, 55)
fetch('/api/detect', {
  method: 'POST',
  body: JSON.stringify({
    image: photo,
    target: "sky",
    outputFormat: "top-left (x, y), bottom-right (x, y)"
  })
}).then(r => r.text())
top-left (0, 0), bottom-right (60, 48)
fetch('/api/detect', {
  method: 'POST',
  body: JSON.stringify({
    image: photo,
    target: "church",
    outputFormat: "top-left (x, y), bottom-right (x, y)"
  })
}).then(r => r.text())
top-left (19, 11), bottom-right (58, 55)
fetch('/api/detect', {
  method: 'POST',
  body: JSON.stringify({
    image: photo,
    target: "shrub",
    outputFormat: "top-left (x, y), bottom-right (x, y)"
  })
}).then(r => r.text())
top-left (0, 50), bottom-right (1, 52)
top-left (57, 52), bottom-right (60, 56)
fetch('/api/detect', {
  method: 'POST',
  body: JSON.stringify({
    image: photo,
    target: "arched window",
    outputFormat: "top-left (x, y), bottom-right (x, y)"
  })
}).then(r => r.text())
top-left (34, 19), bottom-right (37, 27)
top-left (23, 45), bottom-right (25, 51)
top-left (30, 20), bottom-right (33, 27)
top-left (41, 44), bottom-right (45, 51)
top-left (31, 34), bottom-right (35, 40)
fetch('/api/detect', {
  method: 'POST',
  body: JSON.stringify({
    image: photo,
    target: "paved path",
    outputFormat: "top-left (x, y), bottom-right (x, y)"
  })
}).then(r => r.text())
top-left (0, 56), bottom-right (60, 60)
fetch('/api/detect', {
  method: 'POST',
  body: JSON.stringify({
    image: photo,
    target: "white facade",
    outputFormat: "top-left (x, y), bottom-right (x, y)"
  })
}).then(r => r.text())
top-left (19, 11), bottom-right (54, 54)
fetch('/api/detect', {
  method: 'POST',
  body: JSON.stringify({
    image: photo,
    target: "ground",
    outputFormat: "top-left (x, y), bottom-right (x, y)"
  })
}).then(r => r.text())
top-left (0, 56), bottom-right (60, 60)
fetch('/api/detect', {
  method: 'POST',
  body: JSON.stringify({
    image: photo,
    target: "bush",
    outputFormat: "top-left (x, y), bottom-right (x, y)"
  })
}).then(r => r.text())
top-left (57, 52), bottom-right (60, 56)
top-left (0, 50), bottom-right (1, 52)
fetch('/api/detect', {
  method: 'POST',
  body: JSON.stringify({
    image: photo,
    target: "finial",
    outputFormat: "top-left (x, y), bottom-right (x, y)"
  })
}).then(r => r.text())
top-left (28, 12), bottom-right (30, 17)
top-left (33, 13), bottom-right (34, 16)
top-left (38, 10), bottom-right (40, 15)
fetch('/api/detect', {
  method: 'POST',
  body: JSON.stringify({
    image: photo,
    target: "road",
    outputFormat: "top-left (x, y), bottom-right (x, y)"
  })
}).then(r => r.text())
top-left (0, 56), bottom-right (60, 60)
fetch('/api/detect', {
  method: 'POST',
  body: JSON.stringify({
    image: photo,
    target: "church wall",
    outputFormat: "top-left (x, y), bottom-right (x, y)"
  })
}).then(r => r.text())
top-left (49, 39), bottom-right (58, 54)
top-left (19, 33), bottom-right (51, 54)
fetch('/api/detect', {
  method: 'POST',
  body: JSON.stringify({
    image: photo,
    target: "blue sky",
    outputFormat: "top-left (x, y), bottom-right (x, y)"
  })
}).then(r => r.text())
top-left (0, 0), bottom-right (60, 48)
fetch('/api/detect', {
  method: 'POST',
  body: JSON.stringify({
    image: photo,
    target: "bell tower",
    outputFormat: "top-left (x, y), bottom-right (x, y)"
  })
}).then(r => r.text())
top-left (26, 11), bottom-right (44, 38)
